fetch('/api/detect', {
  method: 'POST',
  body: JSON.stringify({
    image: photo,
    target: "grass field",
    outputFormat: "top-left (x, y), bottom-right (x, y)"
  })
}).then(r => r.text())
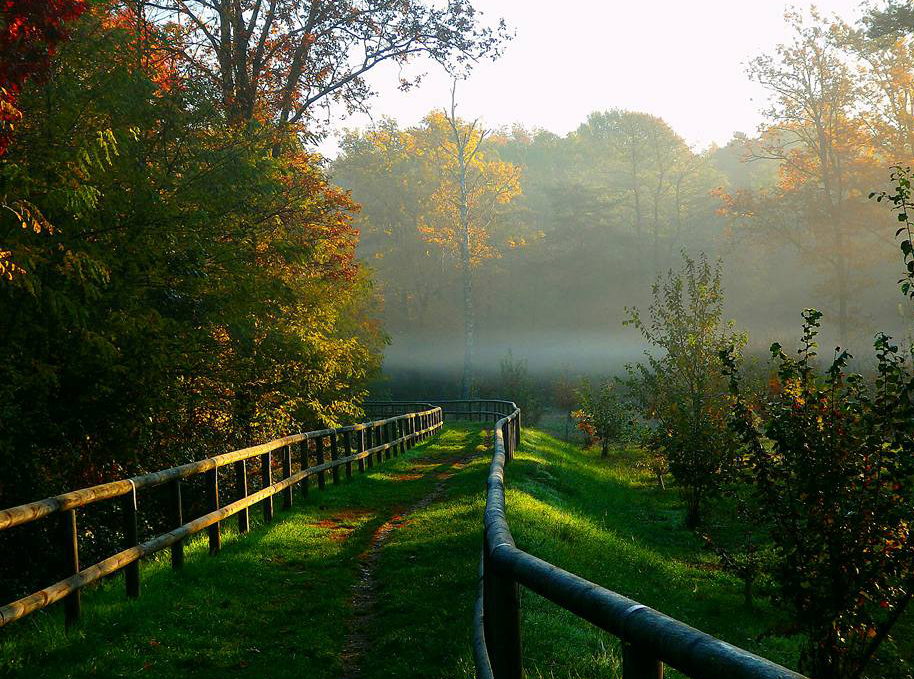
top-left (6, 421), bottom-right (908, 678)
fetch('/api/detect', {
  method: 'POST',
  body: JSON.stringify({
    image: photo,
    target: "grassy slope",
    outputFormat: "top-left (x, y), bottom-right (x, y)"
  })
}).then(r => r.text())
top-left (13, 422), bottom-right (905, 679)
top-left (0, 429), bottom-right (480, 679)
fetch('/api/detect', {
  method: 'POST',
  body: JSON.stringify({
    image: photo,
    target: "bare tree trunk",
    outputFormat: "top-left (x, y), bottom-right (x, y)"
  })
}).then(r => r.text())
top-left (459, 140), bottom-right (474, 398)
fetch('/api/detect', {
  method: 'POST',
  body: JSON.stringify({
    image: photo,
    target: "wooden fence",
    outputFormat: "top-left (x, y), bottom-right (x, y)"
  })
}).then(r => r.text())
top-left (374, 399), bottom-right (807, 679)
top-left (0, 405), bottom-right (443, 628)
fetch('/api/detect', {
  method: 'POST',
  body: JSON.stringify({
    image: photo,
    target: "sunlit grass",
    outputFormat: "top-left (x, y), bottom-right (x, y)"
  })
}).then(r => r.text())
top-left (9, 423), bottom-right (884, 679)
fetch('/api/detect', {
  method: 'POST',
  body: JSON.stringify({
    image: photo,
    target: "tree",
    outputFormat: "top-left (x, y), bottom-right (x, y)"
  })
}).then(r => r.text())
top-left (572, 110), bottom-right (720, 278)
top-left (724, 311), bottom-right (914, 679)
top-left (625, 252), bottom-right (745, 528)
top-left (146, 0), bottom-right (509, 134)
top-left (334, 99), bottom-right (522, 397)
top-left (0, 0), bottom-right (384, 589)
top-left (720, 10), bottom-right (897, 346)
top-left (432, 84), bottom-right (521, 396)
top-left (0, 0), bottom-right (87, 154)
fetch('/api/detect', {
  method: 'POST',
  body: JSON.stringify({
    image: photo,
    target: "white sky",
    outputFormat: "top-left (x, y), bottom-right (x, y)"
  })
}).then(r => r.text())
top-left (320, 0), bottom-right (868, 157)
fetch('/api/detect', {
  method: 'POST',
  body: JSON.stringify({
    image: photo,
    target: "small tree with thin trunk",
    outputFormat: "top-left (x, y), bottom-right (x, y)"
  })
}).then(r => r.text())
top-left (571, 380), bottom-right (631, 458)
top-left (420, 83), bottom-right (521, 397)
top-left (625, 252), bottom-right (745, 528)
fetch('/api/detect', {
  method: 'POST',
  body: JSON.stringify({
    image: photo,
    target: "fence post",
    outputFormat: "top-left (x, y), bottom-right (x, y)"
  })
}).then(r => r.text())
top-left (384, 421), bottom-right (392, 460)
top-left (622, 644), bottom-right (663, 679)
top-left (206, 467), bottom-right (221, 554)
top-left (282, 445), bottom-right (293, 510)
top-left (483, 539), bottom-right (522, 679)
top-left (123, 483), bottom-right (139, 598)
top-left (261, 452), bottom-right (273, 521)
top-left (169, 479), bottom-right (184, 569)
top-left (300, 441), bottom-right (310, 498)
top-left (330, 433), bottom-right (340, 484)
top-left (398, 418), bottom-right (406, 455)
top-left (316, 436), bottom-right (326, 489)
top-left (235, 460), bottom-right (249, 533)
top-left (515, 412), bottom-right (521, 450)
top-left (358, 428), bottom-right (367, 472)
top-left (343, 430), bottom-right (353, 479)
top-left (60, 509), bottom-right (81, 627)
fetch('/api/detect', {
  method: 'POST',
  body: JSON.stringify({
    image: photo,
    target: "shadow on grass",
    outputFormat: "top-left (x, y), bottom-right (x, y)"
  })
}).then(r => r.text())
top-left (0, 430), bottom-right (469, 679)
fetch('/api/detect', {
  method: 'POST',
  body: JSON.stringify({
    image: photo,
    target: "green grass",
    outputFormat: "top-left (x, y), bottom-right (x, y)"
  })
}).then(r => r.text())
top-left (10, 423), bottom-right (896, 679)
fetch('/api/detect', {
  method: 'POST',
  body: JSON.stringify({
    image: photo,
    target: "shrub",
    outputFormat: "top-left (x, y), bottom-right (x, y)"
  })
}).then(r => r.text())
top-left (723, 313), bottom-right (914, 679)
top-left (571, 379), bottom-right (632, 457)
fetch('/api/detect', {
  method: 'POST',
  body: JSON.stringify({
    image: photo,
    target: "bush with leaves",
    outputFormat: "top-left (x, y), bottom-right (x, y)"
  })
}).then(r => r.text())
top-left (571, 379), bottom-right (632, 458)
top-left (718, 166), bottom-right (914, 678)
top-left (723, 313), bottom-right (914, 679)
top-left (624, 252), bottom-right (746, 528)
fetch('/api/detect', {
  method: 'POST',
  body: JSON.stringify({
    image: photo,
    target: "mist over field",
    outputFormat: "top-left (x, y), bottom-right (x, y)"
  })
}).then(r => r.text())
top-left (320, 0), bottom-right (914, 399)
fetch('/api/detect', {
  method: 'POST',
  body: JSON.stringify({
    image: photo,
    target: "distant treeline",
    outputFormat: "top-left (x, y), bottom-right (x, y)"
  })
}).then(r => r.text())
top-left (335, 9), bottom-right (914, 389)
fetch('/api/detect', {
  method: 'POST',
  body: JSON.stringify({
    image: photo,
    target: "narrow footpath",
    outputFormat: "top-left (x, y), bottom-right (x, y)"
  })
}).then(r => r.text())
top-left (0, 424), bottom-right (493, 679)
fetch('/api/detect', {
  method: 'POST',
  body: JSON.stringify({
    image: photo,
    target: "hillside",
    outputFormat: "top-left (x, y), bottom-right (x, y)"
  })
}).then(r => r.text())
top-left (1, 422), bottom-right (840, 678)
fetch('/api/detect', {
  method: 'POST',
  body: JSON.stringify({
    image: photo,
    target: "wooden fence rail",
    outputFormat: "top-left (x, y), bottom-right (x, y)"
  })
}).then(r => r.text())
top-left (0, 405), bottom-right (443, 628)
top-left (371, 399), bottom-right (807, 679)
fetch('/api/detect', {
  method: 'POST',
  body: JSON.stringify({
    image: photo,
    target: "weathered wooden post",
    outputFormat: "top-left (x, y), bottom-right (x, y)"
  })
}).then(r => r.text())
top-left (261, 451), bottom-right (273, 521)
top-left (60, 509), bottom-right (81, 626)
top-left (384, 421), bottom-right (392, 460)
top-left (483, 539), bottom-right (522, 679)
top-left (316, 436), bottom-right (326, 490)
top-left (235, 460), bottom-right (249, 533)
top-left (515, 411), bottom-right (521, 450)
top-left (343, 430), bottom-right (353, 479)
top-left (622, 644), bottom-right (663, 679)
top-left (398, 418), bottom-right (406, 455)
top-left (123, 483), bottom-right (139, 598)
top-left (358, 428), bottom-right (367, 472)
top-left (330, 433), bottom-right (340, 484)
top-left (300, 441), bottom-right (309, 499)
top-left (206, 467), bottom-right (221, 554)
top-left (376, 424), bottom-right (384, 463)
top-left (169, 479), bottom-right (184, 569)
top-left (282, 445), bottom-right (293, 510)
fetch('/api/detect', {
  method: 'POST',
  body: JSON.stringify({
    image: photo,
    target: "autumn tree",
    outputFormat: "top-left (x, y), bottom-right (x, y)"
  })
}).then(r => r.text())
top-left (0, 0), bottom-right (384, 596)
top-left (0, 0), bottom-right (87, 154)
top-left (334, 98), bottom-right (522, 397)
top-left (720, 10), bottom-right (901, 346)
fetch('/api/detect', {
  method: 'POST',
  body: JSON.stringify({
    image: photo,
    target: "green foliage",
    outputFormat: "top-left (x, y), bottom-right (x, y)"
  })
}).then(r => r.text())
top-left (723, 311), bottom-right (914, 679)
top-left (571, 379), bottom-right (632, 457)
top-left (0, 2), bottom-right (385, 594)
top-left (624, 252), bottom-right (746, 528)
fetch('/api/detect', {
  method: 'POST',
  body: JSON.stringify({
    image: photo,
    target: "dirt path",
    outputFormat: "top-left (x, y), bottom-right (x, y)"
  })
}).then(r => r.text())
top-left (338, 430), bottom-right (489, 678)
